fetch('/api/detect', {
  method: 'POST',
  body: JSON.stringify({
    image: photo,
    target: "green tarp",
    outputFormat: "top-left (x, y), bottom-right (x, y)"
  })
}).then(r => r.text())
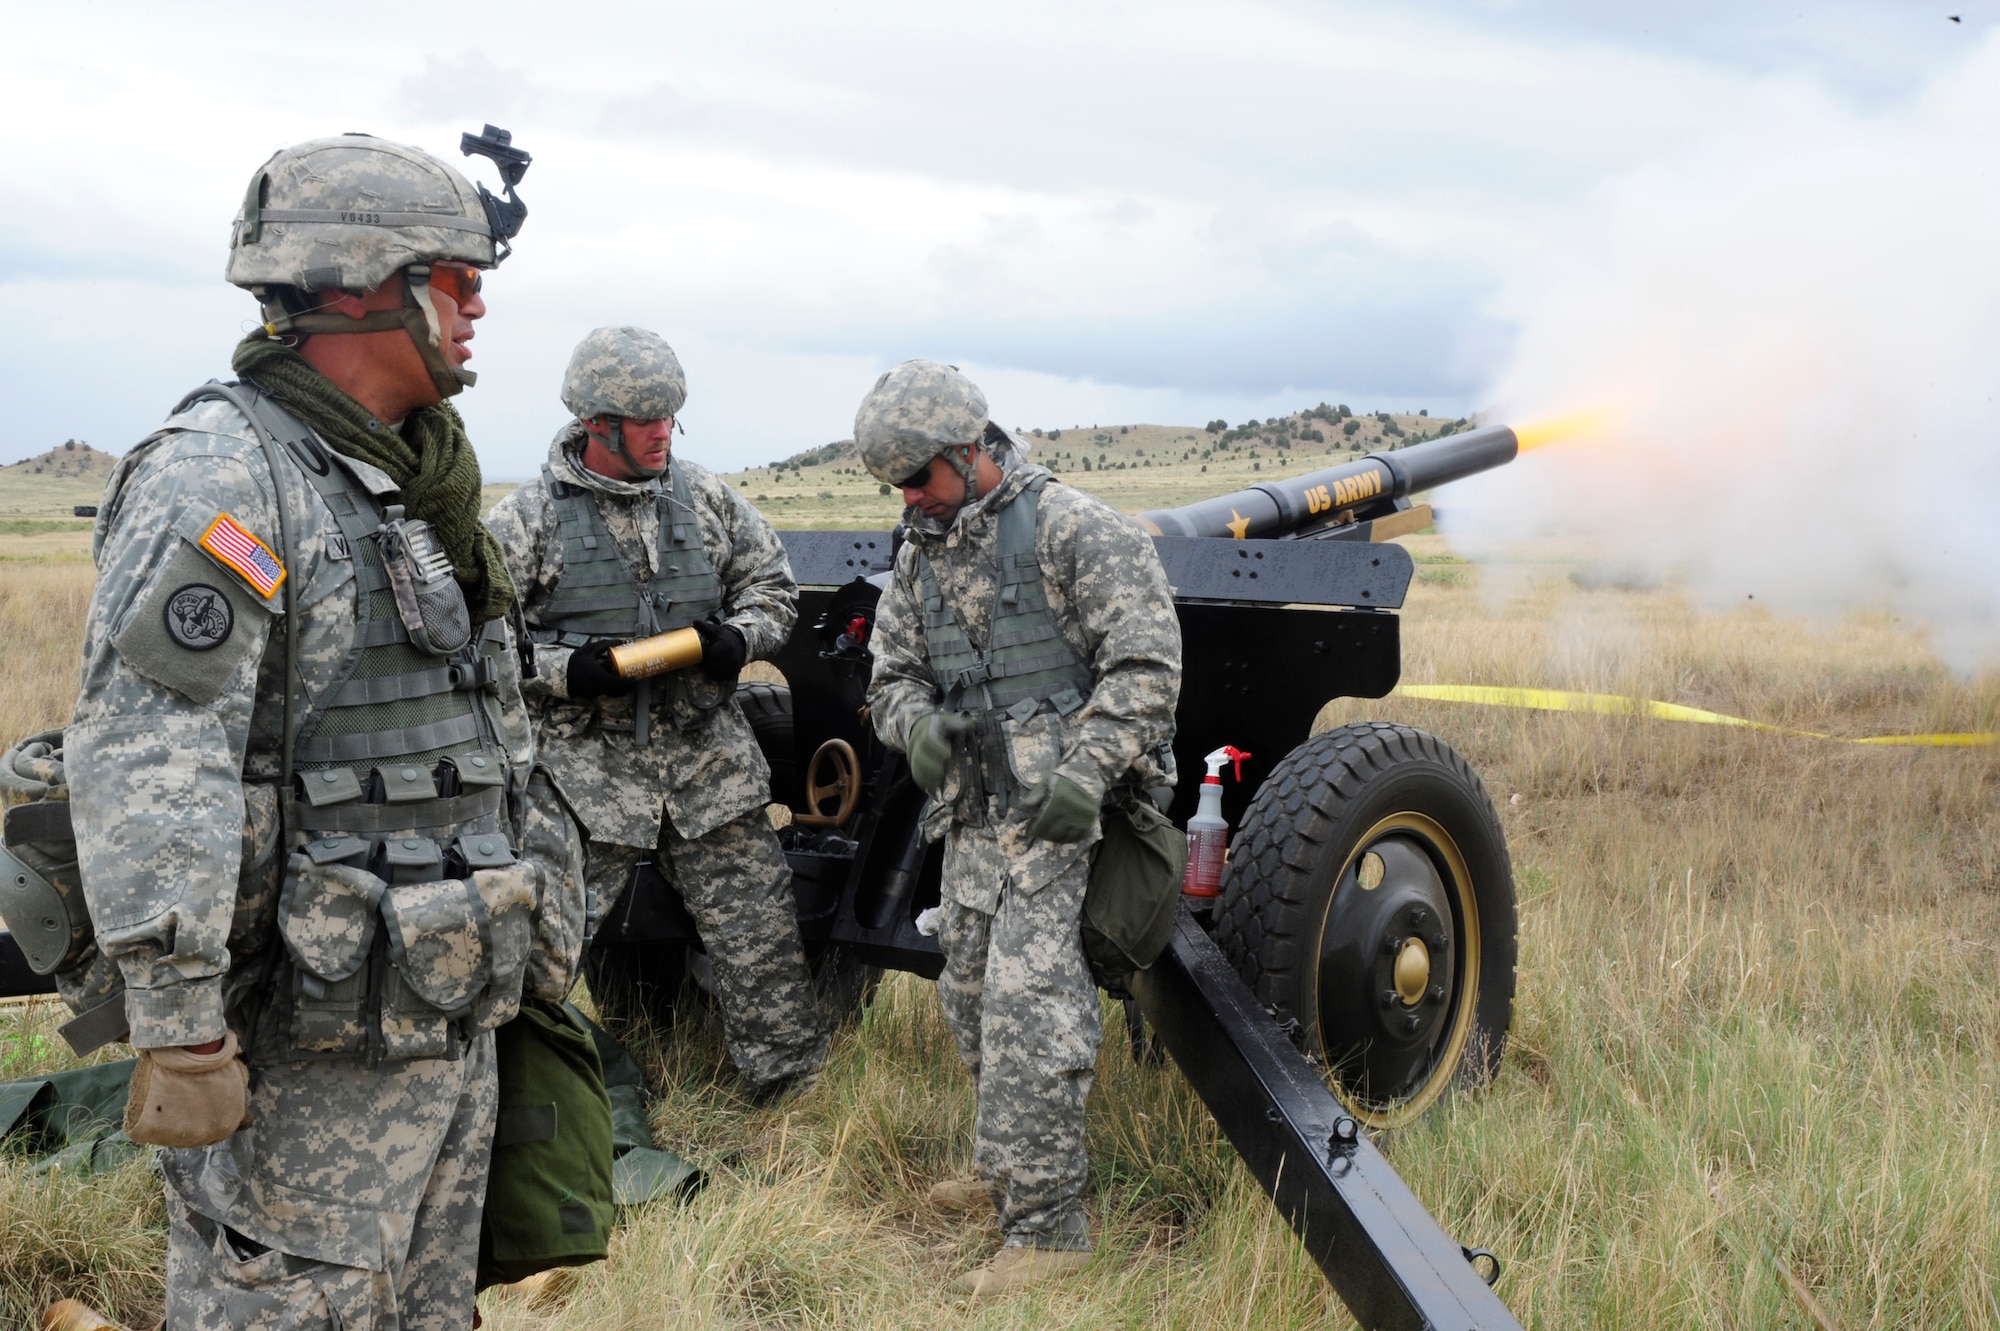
top-left (583, 1007), bottom-right (704, 1207)
top-left (0, 1057), bottom-right (145, 1178)
top-left (2, 1009), bottom-right (701, 1208)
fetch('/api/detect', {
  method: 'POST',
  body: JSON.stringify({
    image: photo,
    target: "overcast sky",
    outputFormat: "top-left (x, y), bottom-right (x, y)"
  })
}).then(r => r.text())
top-left (1, 0), bottom-right (1986, 478)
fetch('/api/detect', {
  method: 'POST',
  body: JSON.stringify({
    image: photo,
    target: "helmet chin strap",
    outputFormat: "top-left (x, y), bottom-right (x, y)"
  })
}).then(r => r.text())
top-left (945, 443), bottom-right (980, 505)
top-left (257, 264), bottom-right (475, 399)
top-left (590, 414), bottom-right (668, 479)
top-left (402, 266), bottom-right (475, 398)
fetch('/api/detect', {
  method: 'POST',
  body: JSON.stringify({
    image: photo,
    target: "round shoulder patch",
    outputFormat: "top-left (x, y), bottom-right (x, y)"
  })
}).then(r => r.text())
top-left (164, 583), bottom-right (234, 651)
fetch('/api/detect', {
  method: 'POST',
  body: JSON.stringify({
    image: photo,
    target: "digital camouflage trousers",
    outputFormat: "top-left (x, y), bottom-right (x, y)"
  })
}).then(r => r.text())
top-left (937, 853), bottom-right (1102, 1251)
top-left (160, 1031), bottom-right (496, 1330)
top-left (589, 805), bottom-right (827, 1091)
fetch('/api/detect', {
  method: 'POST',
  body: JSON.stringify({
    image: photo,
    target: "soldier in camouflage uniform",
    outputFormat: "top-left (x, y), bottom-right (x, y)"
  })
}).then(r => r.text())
top-left (65, 132), bottom-right (584, 1329)
top-left (856, 360), bottom-right (1182, 1295)
top-left (483, 327), bottom-right (827, 1097)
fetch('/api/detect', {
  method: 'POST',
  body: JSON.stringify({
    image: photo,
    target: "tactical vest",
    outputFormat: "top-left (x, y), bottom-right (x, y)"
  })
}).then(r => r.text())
top-left (536, 463), bottom-right (723, 639)
top-left (0, 385), bottom-right (540, 1066)
top-left (532, 462), bottom-right (724, 743)
top-left (918, 480), bottom-right (1095, 819)
top-left (217, 385), bottom-right (536, 1067)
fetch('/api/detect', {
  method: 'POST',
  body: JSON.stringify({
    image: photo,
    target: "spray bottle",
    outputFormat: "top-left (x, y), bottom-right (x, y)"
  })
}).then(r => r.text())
top-left (1182, 745), bottom-right (1251, 898)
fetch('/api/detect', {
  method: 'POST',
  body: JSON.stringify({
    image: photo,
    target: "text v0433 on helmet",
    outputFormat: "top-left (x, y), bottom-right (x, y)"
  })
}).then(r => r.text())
top-left (226, 125), bottom-right (531, 396)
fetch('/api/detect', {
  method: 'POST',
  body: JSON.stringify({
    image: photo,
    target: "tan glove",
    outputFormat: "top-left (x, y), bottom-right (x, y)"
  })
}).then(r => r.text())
top-left (123, 1030), bottom-right (251, 1148)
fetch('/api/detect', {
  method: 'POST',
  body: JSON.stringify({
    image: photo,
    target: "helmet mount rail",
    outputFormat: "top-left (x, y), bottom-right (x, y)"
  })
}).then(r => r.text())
top-left (229, 124), bottom-right (534, 399)
top-left (460, 124), bottom-right (530, 263)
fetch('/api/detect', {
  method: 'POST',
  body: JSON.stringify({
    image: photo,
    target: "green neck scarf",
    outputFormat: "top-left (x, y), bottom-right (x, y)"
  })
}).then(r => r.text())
top-left (232, 334), bottom-right (515, 625)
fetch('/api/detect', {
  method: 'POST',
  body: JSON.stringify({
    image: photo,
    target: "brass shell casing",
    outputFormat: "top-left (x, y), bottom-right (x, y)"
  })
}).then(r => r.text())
top-left (42, 1300), bottom-right (130, 1331)
top-left (609, 627), bottom-right (703, 679)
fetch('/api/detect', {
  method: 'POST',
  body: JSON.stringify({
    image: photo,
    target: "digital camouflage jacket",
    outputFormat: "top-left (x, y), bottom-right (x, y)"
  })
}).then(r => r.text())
top-left (67, 394), bottom-right (585, 1053)
top-left (484, 424), bottom-right (798, 847)
top-left (868, 452), bottom-right (1183, 911)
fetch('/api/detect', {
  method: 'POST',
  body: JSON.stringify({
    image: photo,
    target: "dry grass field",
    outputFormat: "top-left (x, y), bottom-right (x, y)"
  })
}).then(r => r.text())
top-left (5, 426), bottom-right (2000, 1328)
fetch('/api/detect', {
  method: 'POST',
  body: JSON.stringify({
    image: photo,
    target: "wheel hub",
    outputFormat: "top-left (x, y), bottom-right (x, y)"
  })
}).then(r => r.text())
top-left (1393, 936), bottom-right (1431, 1006)
top-left (1315, 833), bottom-right (1457, 1105)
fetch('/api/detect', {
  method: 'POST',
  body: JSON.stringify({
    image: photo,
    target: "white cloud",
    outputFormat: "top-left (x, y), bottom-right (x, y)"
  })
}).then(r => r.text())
top-left (0, 0), bottom-right (1969, 478)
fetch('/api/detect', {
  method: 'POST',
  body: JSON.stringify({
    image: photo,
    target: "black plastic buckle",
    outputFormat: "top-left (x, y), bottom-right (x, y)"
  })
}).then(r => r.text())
top-left (449, 657), bottom-right (499, 693)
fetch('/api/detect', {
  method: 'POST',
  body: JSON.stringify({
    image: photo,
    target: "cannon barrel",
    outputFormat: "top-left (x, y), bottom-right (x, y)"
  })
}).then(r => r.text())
top-left (1134, 423), bottom-right (1518, 540)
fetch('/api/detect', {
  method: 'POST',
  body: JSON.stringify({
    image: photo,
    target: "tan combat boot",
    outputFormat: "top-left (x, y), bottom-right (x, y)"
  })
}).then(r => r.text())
top-left (927, 1176), bottom-right (994, 1212)
top-left (954, 1245), bottom-right (1093, 1297)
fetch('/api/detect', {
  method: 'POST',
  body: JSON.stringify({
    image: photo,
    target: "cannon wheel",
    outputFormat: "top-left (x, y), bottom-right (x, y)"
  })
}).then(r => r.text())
top-left (585, 938), bottom-right (879, 1033)
top-left (1212, 722), bottom-right (1516, 1129)
top-left (736, 680), bottom-right (801, 807)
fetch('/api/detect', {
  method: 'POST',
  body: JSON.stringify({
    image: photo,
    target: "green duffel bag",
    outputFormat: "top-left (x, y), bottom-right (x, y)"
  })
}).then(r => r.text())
top-left (477, 997), bottom-right (617, 1289)
top-left (1081, 788), bottom-right (1187, 997)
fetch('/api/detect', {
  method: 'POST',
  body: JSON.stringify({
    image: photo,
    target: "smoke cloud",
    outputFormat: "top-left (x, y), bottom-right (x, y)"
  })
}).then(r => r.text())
top-left (1443, 33), bottom-right (2000, 670)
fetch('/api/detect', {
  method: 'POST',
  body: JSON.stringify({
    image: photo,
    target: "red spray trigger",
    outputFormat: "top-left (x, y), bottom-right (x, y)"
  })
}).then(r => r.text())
top-left (1201, 745), bottom-right (1253, 785)
top-left (1224, 746), bottom-right (1252, 782)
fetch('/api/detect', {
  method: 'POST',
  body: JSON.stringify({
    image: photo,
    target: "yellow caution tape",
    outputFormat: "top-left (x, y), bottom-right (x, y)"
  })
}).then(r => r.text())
top-left (1393, 684), bottom-right (2000, 748)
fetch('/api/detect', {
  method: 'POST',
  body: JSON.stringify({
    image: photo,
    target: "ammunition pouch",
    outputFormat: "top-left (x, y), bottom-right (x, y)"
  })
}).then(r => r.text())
top-left (280, 843), bottom-right (380, 1055)
top-left (375, 512), bottom-right (474, 657)
top-left (277, 832), bottom-right (537, 1064)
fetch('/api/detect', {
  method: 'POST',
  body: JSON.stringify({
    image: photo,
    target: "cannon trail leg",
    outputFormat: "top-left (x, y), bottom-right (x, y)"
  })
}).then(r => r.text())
top-left (1131, 911), bottom-right (1521, 1331)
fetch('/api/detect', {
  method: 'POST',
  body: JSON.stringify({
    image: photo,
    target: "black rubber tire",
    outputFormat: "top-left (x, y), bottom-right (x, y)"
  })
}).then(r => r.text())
top-left (583, 936), bottom-right (877, 1039)
top-left (810, 943), bottom-right (882, 1031)
top-left (1212, 722), bottom-right (1517, 1128)
top-left (735, 681), bottom-right (799, 808)
top-left (582, 937), bottom-right (699, 1032)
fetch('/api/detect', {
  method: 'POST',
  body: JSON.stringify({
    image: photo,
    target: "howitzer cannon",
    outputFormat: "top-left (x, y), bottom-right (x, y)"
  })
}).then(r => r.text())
top-left (588, 423), bottom-right (1527, 1328)
top-left (0, 425), bottom-right (1529, 1329)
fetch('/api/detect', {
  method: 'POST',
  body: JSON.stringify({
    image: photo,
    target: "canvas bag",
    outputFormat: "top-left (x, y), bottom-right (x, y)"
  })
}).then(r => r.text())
top-left (1081, 789), bottom-right (1187, 997)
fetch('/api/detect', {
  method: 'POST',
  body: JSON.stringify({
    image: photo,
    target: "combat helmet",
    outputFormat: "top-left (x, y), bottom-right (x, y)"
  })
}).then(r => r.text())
top-left (227, 125), bottom-right (531, 398)
top-left (561, 326), bottom-right (687, 478)
top-left (854, 359), bottom-right (988, 493)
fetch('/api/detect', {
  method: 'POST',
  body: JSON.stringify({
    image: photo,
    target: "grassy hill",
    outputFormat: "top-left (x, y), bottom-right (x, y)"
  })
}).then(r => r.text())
top-left (0, 442), bottom-right (120, 519)
top-left (0, 403), bottom-right (1463, 554)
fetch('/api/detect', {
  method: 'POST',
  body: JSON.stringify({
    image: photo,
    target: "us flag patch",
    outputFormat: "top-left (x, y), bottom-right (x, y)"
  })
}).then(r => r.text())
top-left (199, 513), bottom-right (286, 599)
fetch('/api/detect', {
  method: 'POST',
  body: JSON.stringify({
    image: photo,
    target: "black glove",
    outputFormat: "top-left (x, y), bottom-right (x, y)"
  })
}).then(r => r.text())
top-left (693, 616), bottom-right (748, 682)
top-left (566, 641), bottom-right (636, 699)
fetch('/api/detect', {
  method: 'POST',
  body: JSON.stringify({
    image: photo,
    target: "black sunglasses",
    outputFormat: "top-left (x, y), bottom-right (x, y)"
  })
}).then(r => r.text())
top-left (894, 462), bottom-right (933, 489)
